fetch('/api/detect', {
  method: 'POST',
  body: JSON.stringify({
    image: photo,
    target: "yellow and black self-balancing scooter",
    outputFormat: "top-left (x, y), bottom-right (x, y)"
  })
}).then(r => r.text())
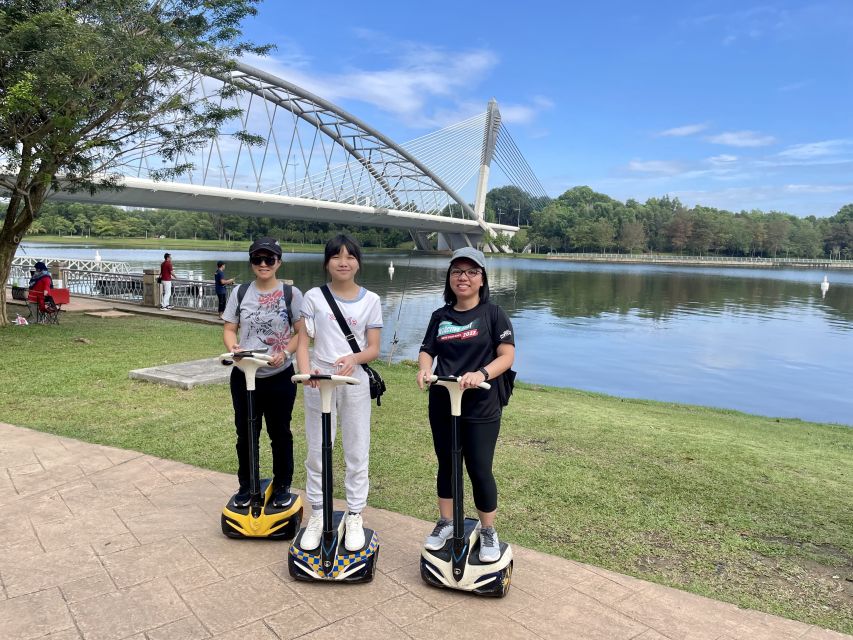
top-left (420, 375), bottom-right (513, 597)
top-left (287, 373), bottom-right (379, 583)
top-left (219, 349), bottom-right (303, 539)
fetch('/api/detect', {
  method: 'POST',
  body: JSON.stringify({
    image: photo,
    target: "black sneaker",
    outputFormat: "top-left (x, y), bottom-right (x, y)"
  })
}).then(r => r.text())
top-left (232, 488), bottom-right (251, 507)
top-left (271, 486), bottom-right (294, 509)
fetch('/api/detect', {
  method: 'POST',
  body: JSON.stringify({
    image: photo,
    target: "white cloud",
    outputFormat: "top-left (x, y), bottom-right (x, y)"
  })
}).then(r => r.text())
top-left (784, 183), bottom-right (853, 194)
top-left (658, 123), bottom-right (709, 137)
top-left (708, 154), bottom-right (738, 165)
top-left (777, 139), bottom-right (853, 160)
top-left (707, 130), bottom-right (776, 147)
top-left (778, 80), bottom-right (809, 92)
top-left (627, 160), bottom-right (683, 175)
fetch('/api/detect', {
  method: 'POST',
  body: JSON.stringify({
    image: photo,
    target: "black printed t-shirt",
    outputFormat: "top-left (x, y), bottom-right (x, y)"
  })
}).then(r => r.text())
top-left (420, 301), bottom-right (515, 423)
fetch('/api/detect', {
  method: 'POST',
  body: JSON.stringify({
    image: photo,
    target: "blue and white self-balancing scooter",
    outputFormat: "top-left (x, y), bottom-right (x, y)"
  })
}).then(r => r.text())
top-left (218, 350), bottom-right (303, 539)
top-left (420, 375), bottom-right (513, 597)
top-left (287, 373), bottom-right (379, 582)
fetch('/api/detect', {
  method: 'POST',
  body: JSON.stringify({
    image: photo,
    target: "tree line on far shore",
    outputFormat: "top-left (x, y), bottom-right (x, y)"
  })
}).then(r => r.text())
top-left (20, 185), bottom-right (853, 260)
top-left (487, 185), bottom-right (853, 259)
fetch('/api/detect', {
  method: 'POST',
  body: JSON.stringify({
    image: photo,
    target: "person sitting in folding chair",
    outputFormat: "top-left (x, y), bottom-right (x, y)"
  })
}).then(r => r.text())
top-left (41, 288), bottom-right (69, 324)
top-left (27, 261), bottom-right (52, 322)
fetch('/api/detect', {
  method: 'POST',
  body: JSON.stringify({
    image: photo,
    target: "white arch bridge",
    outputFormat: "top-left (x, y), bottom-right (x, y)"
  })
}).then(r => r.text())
top-left (50, 61), bottom-right (549, 252)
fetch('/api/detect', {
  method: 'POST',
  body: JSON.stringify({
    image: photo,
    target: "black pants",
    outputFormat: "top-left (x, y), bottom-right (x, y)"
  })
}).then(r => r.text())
top-left (429, 408), bottom-right (501, 513)
top-left (217, 292), bottom-right (227, 313)
top-left (230, 365), bottom-right (296, 491)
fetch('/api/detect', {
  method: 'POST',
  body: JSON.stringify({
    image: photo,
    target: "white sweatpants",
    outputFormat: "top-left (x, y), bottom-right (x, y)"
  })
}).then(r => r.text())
top-left (303, 361), bottom-right (372, 513)
top-left (161, 281), bottom-right (172, 308)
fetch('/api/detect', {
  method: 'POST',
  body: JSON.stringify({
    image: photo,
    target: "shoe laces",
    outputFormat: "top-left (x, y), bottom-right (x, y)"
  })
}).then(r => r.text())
top-left (480, 527), bottom-right (498, 548)
top-left (346, 512), bottom-right (362, 527)
top-left (430, 519), bottom-right (452, 536)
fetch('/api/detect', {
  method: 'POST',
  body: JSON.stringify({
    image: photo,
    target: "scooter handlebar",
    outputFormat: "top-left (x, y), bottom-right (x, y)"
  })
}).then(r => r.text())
top-left (219, 350), bottom-right (274, 366)
top-left (429, 374), bottom-right (490, 390)
top-left (291, 373), bottom-right (360, 385)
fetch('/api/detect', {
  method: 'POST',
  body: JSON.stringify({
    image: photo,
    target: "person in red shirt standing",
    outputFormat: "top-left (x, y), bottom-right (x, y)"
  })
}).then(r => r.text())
top-left (160, 253), bottom-right (174, 310)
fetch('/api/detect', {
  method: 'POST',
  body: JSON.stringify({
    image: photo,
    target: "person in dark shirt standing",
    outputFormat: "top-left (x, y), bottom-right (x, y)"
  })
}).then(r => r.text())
top-left (416, 247), bottom-right (515, 563)
top-left (215, 260), bottom-right (235, 318)
top-left (159, 253), bottom-right (174, 310)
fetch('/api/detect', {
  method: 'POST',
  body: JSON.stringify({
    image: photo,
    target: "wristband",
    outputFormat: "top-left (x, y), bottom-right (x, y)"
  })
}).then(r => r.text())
top-left (478, 367), bottom-right (490, 381)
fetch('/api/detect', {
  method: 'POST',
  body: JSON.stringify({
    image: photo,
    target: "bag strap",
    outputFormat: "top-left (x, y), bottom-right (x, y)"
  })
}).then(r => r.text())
top-left (321, 284), bottom-right (362, 354)
top-left (236, 282), bottom-right (293, 323)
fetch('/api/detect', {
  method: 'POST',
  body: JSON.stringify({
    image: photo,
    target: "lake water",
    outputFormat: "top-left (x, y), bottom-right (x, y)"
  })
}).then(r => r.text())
top-left (20, 242), bottom-right (853, 426)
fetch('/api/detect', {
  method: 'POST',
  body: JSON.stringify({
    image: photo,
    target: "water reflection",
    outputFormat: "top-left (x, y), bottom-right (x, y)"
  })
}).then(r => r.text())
top-left (20, 243), bottom-right (853, 425)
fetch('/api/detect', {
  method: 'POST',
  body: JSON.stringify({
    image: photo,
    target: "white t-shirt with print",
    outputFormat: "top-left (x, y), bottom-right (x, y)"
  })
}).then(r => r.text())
top-left (222, 281), bottom-right (303, 378)
top-left (301, 286), bottom-right (383, 366)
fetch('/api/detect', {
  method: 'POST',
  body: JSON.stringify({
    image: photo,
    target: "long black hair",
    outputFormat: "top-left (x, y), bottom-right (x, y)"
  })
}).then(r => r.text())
top-left (443, 259), bottom-right (490, 306)
top-left (323, 234), bottom-right (363, 271)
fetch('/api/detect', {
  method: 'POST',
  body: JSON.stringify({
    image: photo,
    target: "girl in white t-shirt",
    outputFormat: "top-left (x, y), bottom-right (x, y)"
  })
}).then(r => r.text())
top-left (295, 234), bottom-right (383, 552)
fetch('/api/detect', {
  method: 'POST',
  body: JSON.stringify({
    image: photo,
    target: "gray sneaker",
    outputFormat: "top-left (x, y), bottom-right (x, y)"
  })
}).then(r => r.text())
top-left (424, 518), bottom-right (453, 550)
top-left (478, 526), bottom-right (501, 563)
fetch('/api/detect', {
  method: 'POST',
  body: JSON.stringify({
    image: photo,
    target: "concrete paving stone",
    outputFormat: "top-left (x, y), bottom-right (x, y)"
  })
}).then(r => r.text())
top-left (263, 603), bottom-right (330, 639)
top-left (375, 592), bottom-right (438, 628)
top-left (101, 537), bottom-right (207, 588)
top-left (35, 441), bottom-right (114, 474)
top-left (59, 480), bottom-right (152, 516)
top-left (34, 508), bottom-right (130, 552)
top-left (359, 505), bottom-right (409, 534)
top-left (408, 601), bottom-right (546, 640)
top-left (587, 565), bottom-right (663, 593)
top-left (440, 578), bottom-right (540, 619)
top-left (571, 567), bottom-right (652, 605)
top-left (0, 446), bottom-right (39, 470)
top-left (180, 567), bottom-right (296, 636)
top-left (10, 462), bottom-right (85, 497)
top-left (0, 469), bottom-right (17, 502)
top-left (5, 490), bottom-right (73, 524)
top-left (726, 609), bottom-right (814, 639)
top-left (88, 457), bottom-right (171, 496)
top-left (121, 504), bottom-right (211, 544)
top-left (92, 532), bottom-right (141, 556)
top-left (149, 459), bottom-right (218, 485)
top-left (69, 577), bottom-right (190, 640)
top-left (284, 567), bottom-right (405, 623)
top-left (210, 620), bottom-right (280, 640)
top-left (168, 561), bottom-right (224, 595)
top-left (509, 587), bottom-right (650, 640)
top-left (0, 588), bottom-right (75, 640)
top-left (146, 615), bottom-right (211, 640)
top-left (146, 478), bottom-right (231, 513)
top-left (801, 629), bottom-right (853, 639)
top-left (383, 561), bottom-right (460, 611)
top-left (633, 631), bottom-right (672, 639)
top-left (0, 511), bottom-right (41, 550)
top-left (615, 586), bottom-right (745, 640)
top-left (60, 570), bottom-right (118, 603)
top-left (301, 608), bottom-right (410, 639)
top-left (508, 546), bottom-right (598, 600)
top-left (1, 543), bottom-right (103, 597)
top-left (37, 630), bottom-right (84, 639)
top-left (185, 532), bottom-right (292, 579)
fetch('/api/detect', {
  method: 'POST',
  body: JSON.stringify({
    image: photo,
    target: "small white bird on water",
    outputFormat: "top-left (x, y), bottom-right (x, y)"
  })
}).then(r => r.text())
top-left (95, 250), bottom-right (102, 262)
top-left (820, 275), bottom-right (829, 299)
top-left (388, 261), bottom-right (395, 279)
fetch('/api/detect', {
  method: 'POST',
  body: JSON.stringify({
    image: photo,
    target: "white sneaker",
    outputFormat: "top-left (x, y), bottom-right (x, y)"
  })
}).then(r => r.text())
top-left (300, 512), bottom-right (323, 551)
top-left (478, 526), bottom-right (501, 563)
top-left (424, 518), bottom-right (453, 550)
top-left (344, 512), bottom-right (365, 551)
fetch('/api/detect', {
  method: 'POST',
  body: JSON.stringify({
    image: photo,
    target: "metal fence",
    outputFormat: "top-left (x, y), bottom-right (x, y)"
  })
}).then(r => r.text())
top-left (167, 278), bottom-right (222, 313)
top-left (545, 253), bottom-right (853, 268)
top-left (63, 270), bottom-right (145, 303)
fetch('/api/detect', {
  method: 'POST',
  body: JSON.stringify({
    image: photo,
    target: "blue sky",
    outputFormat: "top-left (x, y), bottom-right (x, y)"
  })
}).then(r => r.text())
top-left (241, 1), bottom-right (853, 217)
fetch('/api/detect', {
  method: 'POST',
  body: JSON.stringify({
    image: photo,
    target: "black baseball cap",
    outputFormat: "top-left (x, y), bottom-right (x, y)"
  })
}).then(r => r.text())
top-left (248, 237), bottom-right (282, 258)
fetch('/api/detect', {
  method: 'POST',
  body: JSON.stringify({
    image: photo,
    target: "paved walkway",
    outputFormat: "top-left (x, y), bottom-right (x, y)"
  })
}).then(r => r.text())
top-left (0, 423), bottom-right (849, 640)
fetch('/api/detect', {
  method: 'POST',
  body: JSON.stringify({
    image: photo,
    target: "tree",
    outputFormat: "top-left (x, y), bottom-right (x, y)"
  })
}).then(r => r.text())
top-left (0, 0), bottom-right (270, 324)
top-left (617, 220), bottom-right (646, 253)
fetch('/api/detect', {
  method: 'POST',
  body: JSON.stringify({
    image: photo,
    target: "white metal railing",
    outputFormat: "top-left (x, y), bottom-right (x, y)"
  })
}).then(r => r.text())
top-left (64, 270), bottom-right (145, 302)
top-left (12, 256), bottom-right (131, 274)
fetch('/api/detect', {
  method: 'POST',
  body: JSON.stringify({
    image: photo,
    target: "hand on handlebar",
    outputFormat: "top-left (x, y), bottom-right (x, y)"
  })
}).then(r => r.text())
top-left (417, 368), bottom-right (432, 390)
top-left (459, 370), bottom-right (488, 390)
top-left (333, 353), bottom-right (358, 377)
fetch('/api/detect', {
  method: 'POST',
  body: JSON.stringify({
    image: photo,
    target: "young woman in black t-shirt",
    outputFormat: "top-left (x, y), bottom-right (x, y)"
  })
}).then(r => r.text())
top-left (417, 247), bottom-right (515, 563)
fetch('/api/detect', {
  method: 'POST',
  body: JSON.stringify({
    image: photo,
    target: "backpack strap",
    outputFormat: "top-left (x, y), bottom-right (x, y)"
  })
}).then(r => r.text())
top-left (235, 282), bottom-right (293, 325)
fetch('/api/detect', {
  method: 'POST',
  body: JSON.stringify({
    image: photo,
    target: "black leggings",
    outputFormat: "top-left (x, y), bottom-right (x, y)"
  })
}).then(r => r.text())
top-left (230, 365), bottom-right (296, 490)
top-left (429, 409), bottom-right (500, 513)
top-left (217, 293), bottom-right (227, 313)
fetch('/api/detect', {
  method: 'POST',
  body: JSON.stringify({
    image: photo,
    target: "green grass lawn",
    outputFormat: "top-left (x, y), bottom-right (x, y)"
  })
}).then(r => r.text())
top-left (2, 311), bottom-right (851, 632)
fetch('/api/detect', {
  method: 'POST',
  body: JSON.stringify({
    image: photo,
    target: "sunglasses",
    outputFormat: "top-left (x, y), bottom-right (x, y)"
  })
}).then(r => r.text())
top-left (250, 255), bottom-right (278, 266)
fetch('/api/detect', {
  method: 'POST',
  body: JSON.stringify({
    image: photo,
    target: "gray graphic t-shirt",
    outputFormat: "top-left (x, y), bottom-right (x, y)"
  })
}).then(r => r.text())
top-left (222, 281), bottom-right (303, 378)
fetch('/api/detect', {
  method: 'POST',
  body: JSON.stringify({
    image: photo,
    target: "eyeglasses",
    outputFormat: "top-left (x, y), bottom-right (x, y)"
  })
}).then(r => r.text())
top-left (449, 267), bottom-right (482, 278)
top-left (250, 255), bottom-right (278, 266)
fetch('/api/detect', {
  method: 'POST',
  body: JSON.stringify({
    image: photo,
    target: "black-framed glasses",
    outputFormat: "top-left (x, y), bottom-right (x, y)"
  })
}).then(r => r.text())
top-left (250, 255), bottom-right (278, 266)
top-left (449, 267), bottom-right (482, 278)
